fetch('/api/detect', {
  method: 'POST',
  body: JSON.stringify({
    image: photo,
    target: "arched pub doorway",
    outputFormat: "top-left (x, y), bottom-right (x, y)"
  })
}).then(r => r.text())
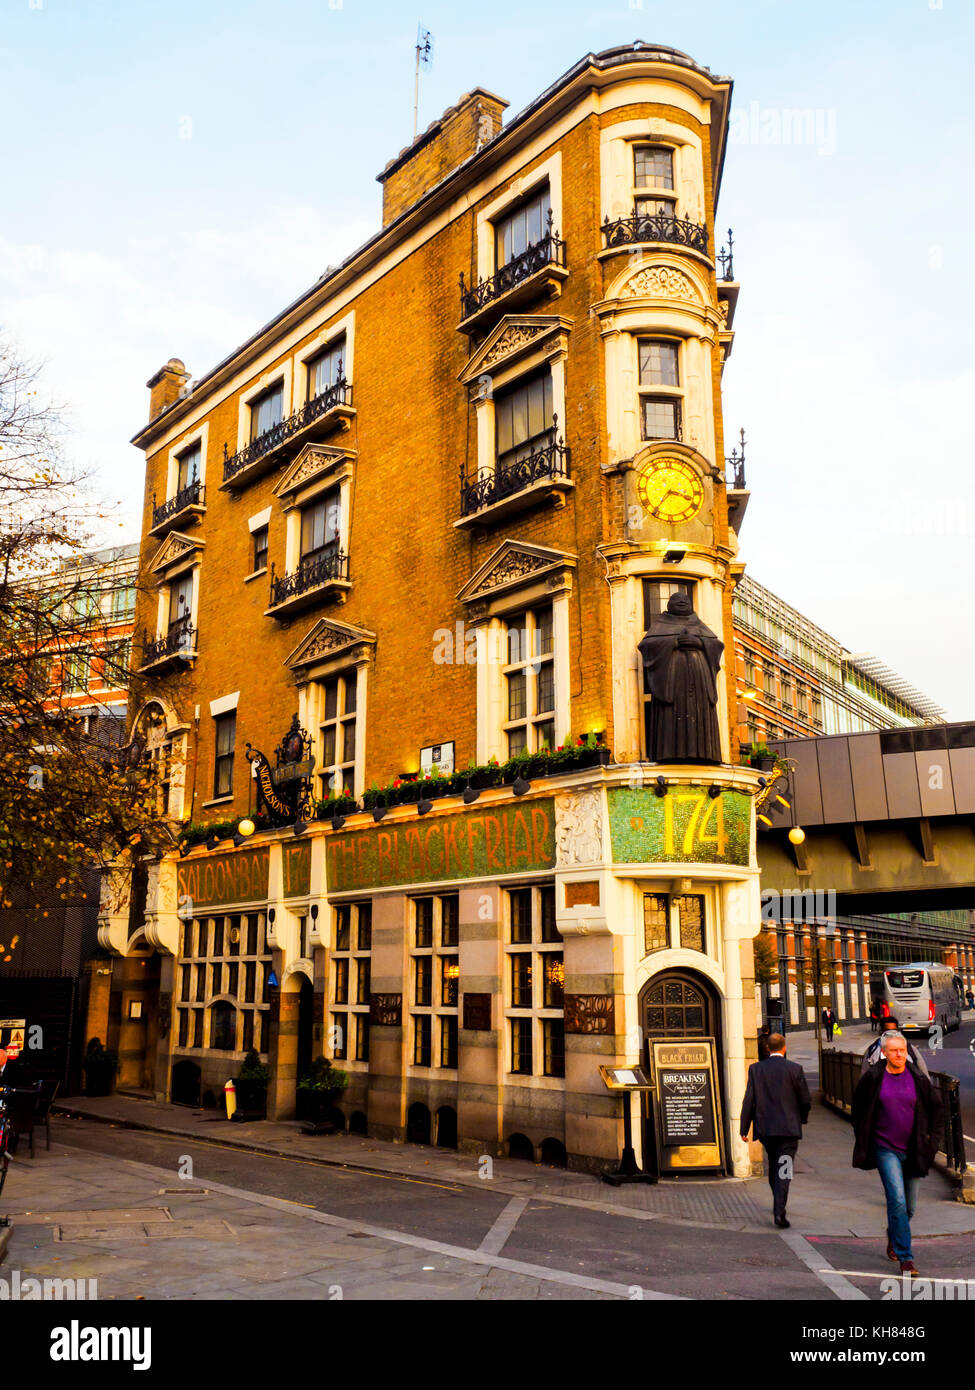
top-left (638, 969), bottom-right (729, 1174)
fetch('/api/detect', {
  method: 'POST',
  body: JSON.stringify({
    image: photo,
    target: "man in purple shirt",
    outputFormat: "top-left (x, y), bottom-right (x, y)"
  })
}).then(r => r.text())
top-left (851, 1031), bottom-right (942, 1276)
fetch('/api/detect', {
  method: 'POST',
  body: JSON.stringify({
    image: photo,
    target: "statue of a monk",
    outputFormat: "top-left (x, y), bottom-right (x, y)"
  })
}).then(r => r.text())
top-left (638, 591), bottom-right (724, 764)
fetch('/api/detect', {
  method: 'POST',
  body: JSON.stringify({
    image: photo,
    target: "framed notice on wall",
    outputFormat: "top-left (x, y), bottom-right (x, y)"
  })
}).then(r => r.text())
top-left (648, 1037), bottom-right (725, 1174)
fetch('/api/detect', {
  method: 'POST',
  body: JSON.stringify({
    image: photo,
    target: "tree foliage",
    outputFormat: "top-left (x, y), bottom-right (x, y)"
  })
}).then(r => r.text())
top-left (0, 334), bottom-right (168, 914)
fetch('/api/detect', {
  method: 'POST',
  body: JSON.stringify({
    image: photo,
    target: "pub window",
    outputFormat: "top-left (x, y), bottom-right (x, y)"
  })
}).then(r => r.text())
top-left (495, 184), bottom-right (550, 269)
top-left (330, 901), bottom-right (371, 1065)
top-left (639, 340), bottom-right (682, 443)
top-left (318, 671), bottom-right (356, 799)
top-left (676, 894), bottom-right (706, 953)
top-left (307, 336), bottom-right (346, 399)
top-left (503, 604), bottom-right (555, 756)
top-left (300, 488), bottom-right (340, 569)
top-left (250, 382), bottom-right (284, 442)
top-left (176, 442), bottom-right (201, 493)
top-left (505, 883), bottom-right (563, 1078)
top-left (495, 370), bottom-right (554, 472)
top-left (213, 711), bottom-right (236, 798)
top-left (252, 525), bottom-right (269, 574)
top-left (633, 145), bottom-right (676, 219)
top-left (643, 893), bottom-right (669, 955)
top-left (409, 894), bottom-right (459, 1071)
top-left (210, 1001), bottom-right (236, 1052)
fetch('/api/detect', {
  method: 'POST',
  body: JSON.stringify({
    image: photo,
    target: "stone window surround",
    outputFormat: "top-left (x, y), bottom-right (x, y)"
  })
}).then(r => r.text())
top-left (466, 321), bottom-right (570, 491)
top-left (245, 506), bottom-right (272, 582)
top-left (151, 552), bottom-right (202, 648)
top-left (235, 362), bottom-right (293, 454)
top-left (503, 882), bottom-right (564, 1084)
top-left (293, 310), bottom-right (355, 409)
top-left (633, 881), bottom-right (726, 989)
top-left (407, 892), bottom-right (459, 1075)
top-left (293, 640), bottom-right (371, 802)
top-left (463, 558), bottom-right (573, 767)
top-left (599, 118), bottom-right (704, 229)
top-left (474, 151), bottom-right (563, 283)
top-left (165, 420), bottom-right (209, 498)
top-left (595, 259), bottom-right (719, 468)
top-left (329, 900), bottom-right (372, 1068)
top-left (273, 448), bottom-right (354, 579)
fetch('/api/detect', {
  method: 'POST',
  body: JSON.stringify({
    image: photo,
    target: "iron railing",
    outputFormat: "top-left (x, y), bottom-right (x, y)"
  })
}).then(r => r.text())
top-left (142, 616), bottom-right (195, 666)
top-left (726, 427), bottom-right (746, 490)
top-left (717, 228), bottom-right (735, 281)
top-left (821, 1048), bottom-right (967, 1177)
top-left (460, 424), bottom-right (569, 516)
top-left (269, 547), bottom-right (349, 607)
top-left (601, 210), bottom-right (708, 254)
top-left (459, 214), bottom-right (566, 319)
top-left (223, 377), bottom-right (352, 484)
top-left (152, 479), bottom-right (205, 529)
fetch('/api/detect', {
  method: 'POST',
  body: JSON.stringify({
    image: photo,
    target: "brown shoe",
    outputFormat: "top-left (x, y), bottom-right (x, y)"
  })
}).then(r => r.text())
top-left (899, 1261), bottom-right (919, 1276)
top-left (886, 1240), bottom-right (897, 1262)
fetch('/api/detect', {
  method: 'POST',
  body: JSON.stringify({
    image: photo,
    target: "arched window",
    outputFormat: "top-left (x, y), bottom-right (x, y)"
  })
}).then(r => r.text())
top-left (210, 1000), bottom-right (236, 1052)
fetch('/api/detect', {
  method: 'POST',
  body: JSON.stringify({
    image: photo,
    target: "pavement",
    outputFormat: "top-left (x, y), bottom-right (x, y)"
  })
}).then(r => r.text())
top-left (0, 1031), bottom-right (971, 1302)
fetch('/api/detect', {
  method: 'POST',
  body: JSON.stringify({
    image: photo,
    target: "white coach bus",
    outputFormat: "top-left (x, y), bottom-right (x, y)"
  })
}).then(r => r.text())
top-left (881, 962), bottom-right (962, 1036)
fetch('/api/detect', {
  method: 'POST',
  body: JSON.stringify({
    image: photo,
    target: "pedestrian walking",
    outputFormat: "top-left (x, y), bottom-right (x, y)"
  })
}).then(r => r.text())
top-left (967, 989), bottom-right (974, 1011)
top-left (852, 1030), bottom-right (942, 1276)
top-left (861, 1015), bottom-right (930, 1078)
top-left (869, 1000), bottom-right (880, 1034)
top-left (757, 1023), bottom-right (772, 1061)
top-left (740, 1032), bottom-right (811, 1229)
top-left (820, 1005), bottom-right (836, 1042)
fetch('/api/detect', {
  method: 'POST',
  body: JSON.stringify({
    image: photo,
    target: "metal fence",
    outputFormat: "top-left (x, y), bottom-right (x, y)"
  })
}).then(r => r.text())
top-left (821, 1048), bottom-right (967, 1177)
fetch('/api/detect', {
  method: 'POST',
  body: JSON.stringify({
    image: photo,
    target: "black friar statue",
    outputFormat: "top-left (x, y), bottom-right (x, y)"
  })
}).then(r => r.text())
top-left (638, 591), bottom-right (724, 764)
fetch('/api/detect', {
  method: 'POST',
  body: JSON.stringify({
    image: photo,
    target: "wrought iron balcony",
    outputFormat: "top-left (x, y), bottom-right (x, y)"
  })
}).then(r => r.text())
top-left (601, 210), bottom-right (708, 255)
top-left (151, 479), bottom-right (205, 533)
top-left (459, 215), bottom-right (567, 326)
top-left (141, 617), bottom-right (196, 669)
top-left (268, 546), bottom-right (350, 615)
top-left (459, 425), bottom-right (570, 520)
top-left (222, 377), bottom-right (353, 488)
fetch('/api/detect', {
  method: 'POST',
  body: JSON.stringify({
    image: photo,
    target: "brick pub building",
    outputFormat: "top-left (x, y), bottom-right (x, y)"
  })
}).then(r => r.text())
top-left (98, 44), bottom-right (774, 1174)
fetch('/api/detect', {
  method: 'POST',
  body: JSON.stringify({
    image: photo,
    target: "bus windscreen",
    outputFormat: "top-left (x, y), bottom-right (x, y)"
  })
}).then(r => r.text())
top-left (886, 969), bottom-right (925, 989)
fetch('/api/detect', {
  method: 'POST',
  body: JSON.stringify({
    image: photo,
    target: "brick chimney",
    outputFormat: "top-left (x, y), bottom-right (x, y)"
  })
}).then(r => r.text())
top-left (146, 358), bottom-right (190, 422)
top-left (378, 88), bottom-right (508, 226)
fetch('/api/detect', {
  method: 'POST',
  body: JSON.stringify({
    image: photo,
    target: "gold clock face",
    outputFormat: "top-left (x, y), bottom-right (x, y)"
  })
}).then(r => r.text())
top-left (636, 457), bottom-right (704, 525)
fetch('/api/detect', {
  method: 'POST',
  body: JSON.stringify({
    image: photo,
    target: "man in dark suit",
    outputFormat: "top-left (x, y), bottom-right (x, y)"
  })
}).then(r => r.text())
top-left (740, 1033), bottom-right (812, 1228)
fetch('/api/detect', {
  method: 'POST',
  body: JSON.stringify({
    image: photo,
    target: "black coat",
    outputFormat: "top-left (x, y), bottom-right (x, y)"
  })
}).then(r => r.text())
top-left (740, 1055), bottom-right (811, 1141)
top-left (851, 1062), bottom-right (943, 1176)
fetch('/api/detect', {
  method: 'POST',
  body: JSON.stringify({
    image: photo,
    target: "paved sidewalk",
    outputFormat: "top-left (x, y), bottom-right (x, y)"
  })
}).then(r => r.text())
top-left (51, 1088), bottom-right (975, 1240)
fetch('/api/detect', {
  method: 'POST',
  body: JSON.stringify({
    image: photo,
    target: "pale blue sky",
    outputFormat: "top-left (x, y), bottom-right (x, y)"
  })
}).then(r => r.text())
top-left (2, 0), bottom-right (972, 714)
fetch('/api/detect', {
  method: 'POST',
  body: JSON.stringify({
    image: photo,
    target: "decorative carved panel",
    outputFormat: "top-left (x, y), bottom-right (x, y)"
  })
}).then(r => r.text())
top-left (462, 993), bottom-right (492, 1031)
top-left (369, 993), bottom-right (402, 1027)
top-left (622, 266), bottom-right (696, 301)
top-left (563, 994), bottom-right (615, 1035)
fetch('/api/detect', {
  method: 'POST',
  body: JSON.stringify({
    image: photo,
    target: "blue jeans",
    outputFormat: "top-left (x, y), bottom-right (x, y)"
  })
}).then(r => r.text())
top-left (875, 1146), bottom-right (920, 1262)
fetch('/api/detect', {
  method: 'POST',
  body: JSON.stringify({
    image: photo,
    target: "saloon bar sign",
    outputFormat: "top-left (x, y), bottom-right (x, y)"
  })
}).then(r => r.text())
top-left (326, 799), bottom-right (556, 892)
top-left (648, 1038), bottom-right (725, 1174)
top-left (247, 714), bottom-right (314, 825)
top-left (176, 847), bottom-right (270, 911)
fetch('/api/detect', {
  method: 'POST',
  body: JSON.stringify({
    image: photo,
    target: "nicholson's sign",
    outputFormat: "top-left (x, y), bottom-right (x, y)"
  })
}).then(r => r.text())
top-left (608, 786), bottom-right (751, 866)
top-left (326, 799), bottom-right (556, 892)
top-left (177, 847), bottom-right (270, 910)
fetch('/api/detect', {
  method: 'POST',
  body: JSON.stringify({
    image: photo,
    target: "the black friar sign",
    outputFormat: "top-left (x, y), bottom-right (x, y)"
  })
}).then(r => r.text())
top-left (247, 714), bottom-right (314, 825)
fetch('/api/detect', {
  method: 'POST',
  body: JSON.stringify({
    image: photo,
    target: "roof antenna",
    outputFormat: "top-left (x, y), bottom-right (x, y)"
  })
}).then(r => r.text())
top-left (414, 24), bottom-right (433, 139)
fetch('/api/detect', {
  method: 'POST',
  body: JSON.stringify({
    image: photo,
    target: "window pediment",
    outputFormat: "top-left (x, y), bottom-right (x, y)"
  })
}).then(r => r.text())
top-left (150, 531), bottom-right (204, 578)
top-left (457, 539), bottom-right (576, 615)
top-left (274, 442), bottom-right (355, 503)
top-left (286, 617), bottom-right (376, 681)
top-left (460, 315), bottom-right (572, 387)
